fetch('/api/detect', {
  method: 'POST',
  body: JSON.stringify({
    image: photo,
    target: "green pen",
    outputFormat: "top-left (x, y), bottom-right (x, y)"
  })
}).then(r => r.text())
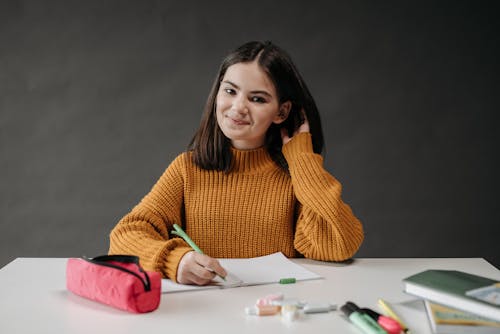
top-left (172, 224), bottom-right (203, 253)
top-left (171, 224), bottom-right (226, 281)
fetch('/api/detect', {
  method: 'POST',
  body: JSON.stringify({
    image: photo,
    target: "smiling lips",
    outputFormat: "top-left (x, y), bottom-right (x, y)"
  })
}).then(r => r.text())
top-left (229, 117), bottom-right (250, 126)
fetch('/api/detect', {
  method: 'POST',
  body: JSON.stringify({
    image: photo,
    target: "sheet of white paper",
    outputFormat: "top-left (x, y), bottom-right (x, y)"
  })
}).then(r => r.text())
top-left (161, 252), bottom-right (322, 293)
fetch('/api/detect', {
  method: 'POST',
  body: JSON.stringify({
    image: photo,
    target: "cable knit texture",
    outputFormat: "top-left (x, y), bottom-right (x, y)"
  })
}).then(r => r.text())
top-left (109, 132), bottom-right (364, 280)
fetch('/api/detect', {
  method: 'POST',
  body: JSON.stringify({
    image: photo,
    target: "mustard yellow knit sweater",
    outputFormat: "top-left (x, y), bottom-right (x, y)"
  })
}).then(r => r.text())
top-left (109, 133), bottom-right (364, 281)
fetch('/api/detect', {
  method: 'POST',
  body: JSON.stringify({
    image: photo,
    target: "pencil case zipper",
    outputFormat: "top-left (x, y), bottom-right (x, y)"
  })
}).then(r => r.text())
top-left (83, 255), bottom-right (151, 292)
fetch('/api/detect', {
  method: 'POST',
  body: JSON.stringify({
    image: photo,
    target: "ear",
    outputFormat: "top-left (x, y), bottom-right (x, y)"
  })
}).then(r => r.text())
top-left (273, 101), bottom-right (292, 124)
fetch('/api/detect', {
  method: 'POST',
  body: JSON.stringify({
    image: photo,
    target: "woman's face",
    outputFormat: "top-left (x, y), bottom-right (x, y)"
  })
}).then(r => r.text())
top-left (216, 61), bottom-right (287, 150)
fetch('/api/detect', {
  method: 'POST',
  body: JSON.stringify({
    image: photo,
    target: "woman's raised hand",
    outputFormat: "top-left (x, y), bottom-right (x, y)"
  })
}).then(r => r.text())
top-left (280, 109), bottom-right (310, 145)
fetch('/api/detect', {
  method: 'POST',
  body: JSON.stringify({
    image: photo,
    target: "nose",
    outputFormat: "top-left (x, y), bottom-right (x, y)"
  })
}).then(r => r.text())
top-left (231, 95), bottom-right (249, 115)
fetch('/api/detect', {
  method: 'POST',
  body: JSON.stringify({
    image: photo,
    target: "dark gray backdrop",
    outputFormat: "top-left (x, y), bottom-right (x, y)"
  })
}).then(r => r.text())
top-left (1, 1), bottom-right (499, 268)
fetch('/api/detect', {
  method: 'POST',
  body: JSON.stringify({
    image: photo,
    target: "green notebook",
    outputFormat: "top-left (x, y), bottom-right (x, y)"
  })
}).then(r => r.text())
top-left (403, 270), bottom-right (500, 322)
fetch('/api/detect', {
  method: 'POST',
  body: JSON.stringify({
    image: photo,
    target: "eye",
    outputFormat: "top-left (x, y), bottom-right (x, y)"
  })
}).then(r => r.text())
top-left (224, 88), bottom-right (236, 95)
top-left (250, 96), bottom-right (266, 103)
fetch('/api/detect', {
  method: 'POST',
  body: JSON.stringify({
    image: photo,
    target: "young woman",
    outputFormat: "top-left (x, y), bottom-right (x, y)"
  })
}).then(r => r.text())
top-left (109, 41), bottom-right (364, 285)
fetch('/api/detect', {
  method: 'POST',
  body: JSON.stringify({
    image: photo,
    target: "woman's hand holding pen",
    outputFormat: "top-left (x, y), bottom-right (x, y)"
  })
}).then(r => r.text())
top-left (177, 251), bottom-right (227, 285)
top-left (280, 109), bottom-right (310, 145)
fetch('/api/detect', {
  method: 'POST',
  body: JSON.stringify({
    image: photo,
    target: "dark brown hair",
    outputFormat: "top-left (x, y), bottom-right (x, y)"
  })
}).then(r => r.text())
top-left (189, 41), bottom-right (324, 172)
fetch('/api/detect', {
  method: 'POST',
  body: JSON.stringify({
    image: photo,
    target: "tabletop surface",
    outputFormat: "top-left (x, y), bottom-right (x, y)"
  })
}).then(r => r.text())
top-left (1, 257), bottom-right (499, 334)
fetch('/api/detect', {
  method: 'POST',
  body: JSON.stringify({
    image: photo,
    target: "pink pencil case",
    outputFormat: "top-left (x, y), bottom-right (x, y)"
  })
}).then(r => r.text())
top-left (66, 255), bottom-right (161, 313)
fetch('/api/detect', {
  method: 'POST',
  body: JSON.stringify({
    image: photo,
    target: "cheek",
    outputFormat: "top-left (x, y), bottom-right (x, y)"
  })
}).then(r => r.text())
top-left (215, 102), bottom-right (226, 127)
top-left (215, 92), bottom-right (230, 109)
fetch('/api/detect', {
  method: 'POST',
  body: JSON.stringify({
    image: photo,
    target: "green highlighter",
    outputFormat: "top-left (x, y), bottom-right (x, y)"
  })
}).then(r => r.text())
top-left (341, 302), bottom-right (388, 334)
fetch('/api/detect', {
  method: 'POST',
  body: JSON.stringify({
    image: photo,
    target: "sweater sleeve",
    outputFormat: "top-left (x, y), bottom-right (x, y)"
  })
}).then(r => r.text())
top-left (282, 132), bottom-right (364, 261)
top-left (108, 153), bottom-right (193, 281)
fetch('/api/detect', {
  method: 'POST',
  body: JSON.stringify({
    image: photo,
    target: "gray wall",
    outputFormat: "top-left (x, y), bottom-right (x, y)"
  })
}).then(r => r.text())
top-left (1, 1), bottom-right (499, 268)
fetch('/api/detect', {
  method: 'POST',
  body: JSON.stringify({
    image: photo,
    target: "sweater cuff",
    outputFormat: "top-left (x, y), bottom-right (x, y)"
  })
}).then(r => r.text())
top-left (161, 245), bottom-right (193, 282)
top-left (282, 132), bottom-right (314, 159)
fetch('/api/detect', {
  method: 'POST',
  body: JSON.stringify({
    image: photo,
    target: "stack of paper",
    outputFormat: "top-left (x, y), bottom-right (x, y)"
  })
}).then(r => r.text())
top-left (162, 252), bottom-right (322, 293)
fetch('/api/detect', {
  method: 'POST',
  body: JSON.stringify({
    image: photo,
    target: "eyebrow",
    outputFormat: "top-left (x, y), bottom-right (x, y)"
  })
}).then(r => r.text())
top-left (222, 80), bottom-right (273, 98)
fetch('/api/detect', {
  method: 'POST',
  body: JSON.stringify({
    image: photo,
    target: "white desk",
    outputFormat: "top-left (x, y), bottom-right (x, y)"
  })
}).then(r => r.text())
top-left (1, 257), bottom-right (498, 334)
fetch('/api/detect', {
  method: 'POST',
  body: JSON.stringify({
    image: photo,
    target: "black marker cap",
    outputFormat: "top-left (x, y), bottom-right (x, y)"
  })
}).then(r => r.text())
top-left (340, 301), bottom-right (360, 317)
top-left (360, 308), bottom-right (381, 320)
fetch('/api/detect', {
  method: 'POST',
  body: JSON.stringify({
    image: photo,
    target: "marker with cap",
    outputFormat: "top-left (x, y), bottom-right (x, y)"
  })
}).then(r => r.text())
top-left (341, 302), bottom-right (388, 334)
top-left (378, 299), bottom-right (410, 333)
top-left (361, 307), bottom-right (402, 334)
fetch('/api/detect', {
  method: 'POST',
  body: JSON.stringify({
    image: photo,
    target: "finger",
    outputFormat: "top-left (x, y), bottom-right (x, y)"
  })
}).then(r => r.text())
top-left (281, 127), bottom-right (291, 144)
top-left (205, 259), bottom-right (227, 279)
top-left (189, 266), bottom-right (217, 285)
top-left (298, 119), bottom-right (310, 133)
top-left (299, 109), bottom-right (310, 133)
top-left (191, 262), bottom-right (217, 280)
top-left (177, 254), bottom-right (215, 285)
top-left (194, 253), bottom-right (227, 278)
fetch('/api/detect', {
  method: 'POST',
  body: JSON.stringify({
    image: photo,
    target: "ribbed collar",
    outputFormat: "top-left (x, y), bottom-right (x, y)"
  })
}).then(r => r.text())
top-left (230, 146), bottom-right (277, 174)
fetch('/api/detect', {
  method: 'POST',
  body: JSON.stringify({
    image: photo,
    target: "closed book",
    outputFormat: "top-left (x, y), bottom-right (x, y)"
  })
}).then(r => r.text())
top-left (403, 270), bottom-right (500, 322)
top-left (424, 300), bottom-right (500, 334)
